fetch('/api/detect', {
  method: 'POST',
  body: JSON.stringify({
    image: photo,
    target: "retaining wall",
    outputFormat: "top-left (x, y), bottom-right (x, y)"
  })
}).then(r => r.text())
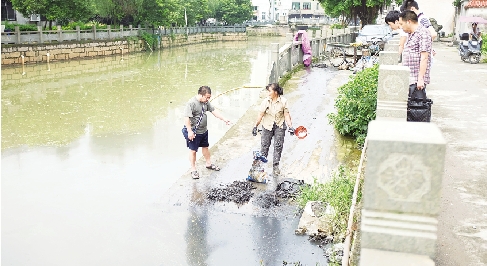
top-left (1, 32), bottom-right (247, 66)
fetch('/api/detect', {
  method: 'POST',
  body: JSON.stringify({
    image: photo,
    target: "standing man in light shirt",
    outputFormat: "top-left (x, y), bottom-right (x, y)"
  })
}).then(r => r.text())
top-left (399, 11), bottom-right (432, 95)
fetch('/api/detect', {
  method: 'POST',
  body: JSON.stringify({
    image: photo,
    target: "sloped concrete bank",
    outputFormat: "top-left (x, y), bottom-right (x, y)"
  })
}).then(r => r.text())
top-left (153, 67), bottom-right (358, 264)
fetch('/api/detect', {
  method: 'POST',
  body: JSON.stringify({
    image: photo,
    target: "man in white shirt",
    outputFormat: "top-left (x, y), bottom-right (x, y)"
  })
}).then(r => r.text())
top-left (385, 10), bottom-right (408, 63)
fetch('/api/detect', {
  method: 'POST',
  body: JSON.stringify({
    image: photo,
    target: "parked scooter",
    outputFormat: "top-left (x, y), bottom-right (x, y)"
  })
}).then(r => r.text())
top-left (458, 33), bottom-right (482, 64)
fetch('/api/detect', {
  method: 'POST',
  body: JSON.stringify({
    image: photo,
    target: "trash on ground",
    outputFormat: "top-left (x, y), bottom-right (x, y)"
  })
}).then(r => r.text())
top-left (206, 181), bottom-right (256, 204)
top-left (247, 151), bottom-right (268, 183)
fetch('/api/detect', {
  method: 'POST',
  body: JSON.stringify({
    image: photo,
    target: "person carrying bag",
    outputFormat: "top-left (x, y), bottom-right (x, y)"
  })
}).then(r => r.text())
top-left (407, 84), bottom-right (433, 122)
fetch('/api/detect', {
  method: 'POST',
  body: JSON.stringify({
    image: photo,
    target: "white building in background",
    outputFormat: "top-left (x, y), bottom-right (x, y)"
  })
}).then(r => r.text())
top-left (389, 0), bottom-right (455, 34)
top-left (276, 0), bottom-right (292, 23)
top-left (288, 0), bottom-right (326, 24)
top-left (252, 0), bottom-right (325, 23)
top-left (251, 0), bottom-right (271, 21)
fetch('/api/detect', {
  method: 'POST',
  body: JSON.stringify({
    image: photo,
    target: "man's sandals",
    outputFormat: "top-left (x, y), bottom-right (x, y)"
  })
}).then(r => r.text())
top-left (191, 171), bottom-right (200, 179)
top-left (206, 164), bottom-right (220, 171)
top-left (191, 164), bottom-right (220, 179)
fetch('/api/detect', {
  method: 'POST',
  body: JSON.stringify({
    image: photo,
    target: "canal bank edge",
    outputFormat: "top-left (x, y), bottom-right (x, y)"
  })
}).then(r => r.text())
top-left (1, 32), bottom-right (247, 66)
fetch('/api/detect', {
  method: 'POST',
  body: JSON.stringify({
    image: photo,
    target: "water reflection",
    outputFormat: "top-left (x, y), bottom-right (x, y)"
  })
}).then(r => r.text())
top-left (253, 216), bottom-right (282, 265)
top-left (1, 37), bottom-right (293, 266)
top-left (1, 37), bottom-right (287, 150)
top-left (186, 184), bottom-right (210, 266)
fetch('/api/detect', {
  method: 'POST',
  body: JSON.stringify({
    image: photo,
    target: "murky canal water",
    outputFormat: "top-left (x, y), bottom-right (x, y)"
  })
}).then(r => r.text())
top-left (2, 36), bottom-right (360, 265)
top-left (2, 37), bottom-right (314, 265)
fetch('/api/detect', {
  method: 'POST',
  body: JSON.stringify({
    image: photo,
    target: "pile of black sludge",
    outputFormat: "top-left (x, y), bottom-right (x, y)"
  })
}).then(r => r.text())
top-left (206, 181), bottom-right (256, 204)
top-left (275, 180), bottom-right (305, 198)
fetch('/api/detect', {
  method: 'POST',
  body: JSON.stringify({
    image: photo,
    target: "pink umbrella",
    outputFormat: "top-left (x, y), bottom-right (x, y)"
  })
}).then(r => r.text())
top-left (458, 16), bottom-right (487, 24)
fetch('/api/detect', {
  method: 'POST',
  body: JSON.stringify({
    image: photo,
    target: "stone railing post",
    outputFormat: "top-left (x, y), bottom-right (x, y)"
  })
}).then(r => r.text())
top-left (76, 26), bottom-right (81, 41)
top-left (271, 43), bottom-right (280, 83)
top-left (384, 42), bottom-right (399, 52)
top-left (129, 25), bottom-right (133, 36)
top-left (359, 120), bottom-right (446, 264)
top-left (15, 26), bottom-right (20, 44)
top-left (376, 65), bottom-right (409, 120)
top-left (57, 25), bottom-right (63, 42)
top-left (38, 26), bottom-right (43, 43)
top-left (287, 44), bottom-right (292, 72)
top-left (93, 25), bottom-right (97, 40)
top-left (379, 51), bottom-right (400, 65)
top-left (108, 25), bottom-right (111, 39)
top-left (120, 25), bottom-right (123, 38)
top-left (287, 33), bottom-right (294, 42)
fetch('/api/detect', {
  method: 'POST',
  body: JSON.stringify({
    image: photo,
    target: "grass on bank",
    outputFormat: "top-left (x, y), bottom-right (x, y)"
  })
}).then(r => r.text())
top-left (295, 165), bottom-right (363, 241)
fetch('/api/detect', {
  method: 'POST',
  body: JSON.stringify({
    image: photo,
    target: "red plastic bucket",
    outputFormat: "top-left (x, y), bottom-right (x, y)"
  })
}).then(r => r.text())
top-left (294, 126), bottom-right (308, 139)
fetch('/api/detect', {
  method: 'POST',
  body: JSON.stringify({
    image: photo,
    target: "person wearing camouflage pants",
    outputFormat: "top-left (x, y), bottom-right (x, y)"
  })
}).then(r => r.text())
top-left (252, 83), bottom-right (294, 176)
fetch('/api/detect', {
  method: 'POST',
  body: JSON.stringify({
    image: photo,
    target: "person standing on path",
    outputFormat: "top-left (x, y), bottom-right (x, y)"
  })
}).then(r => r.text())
top-left (470, 22), bottom-right (482, 46)
top-left (399, 10), bottom-right (432, 94)
top-left (401, 0), bottom-right (438, 41)
top-left (401, 0), bottom-right (437, 62)
top-left (252, 83), bottom-right (294, 176)
top-left (183, 85), bottom-right (231, 179)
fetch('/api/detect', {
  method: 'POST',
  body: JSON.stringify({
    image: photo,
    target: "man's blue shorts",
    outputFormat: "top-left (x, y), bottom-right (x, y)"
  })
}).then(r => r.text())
top-left (186, 130), bottom-right (209, 152)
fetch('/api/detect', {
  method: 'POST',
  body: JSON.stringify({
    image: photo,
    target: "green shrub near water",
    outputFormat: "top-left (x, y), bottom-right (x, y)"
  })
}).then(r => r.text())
top-left (141, 32), bottom-right (159, 50)
top-left (327, 64), bottom-right (379, 146)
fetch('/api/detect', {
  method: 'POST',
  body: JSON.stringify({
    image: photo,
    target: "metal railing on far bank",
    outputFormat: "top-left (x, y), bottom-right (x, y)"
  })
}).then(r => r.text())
top-left (1, 24), bottom-right (247, 45)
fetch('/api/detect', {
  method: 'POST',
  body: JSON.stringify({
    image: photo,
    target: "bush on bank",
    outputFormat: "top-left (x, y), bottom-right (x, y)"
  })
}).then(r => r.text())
top-left (327, 64), bottom-right (378, 146)
top-left (296, 165), bottom-right (362, 241)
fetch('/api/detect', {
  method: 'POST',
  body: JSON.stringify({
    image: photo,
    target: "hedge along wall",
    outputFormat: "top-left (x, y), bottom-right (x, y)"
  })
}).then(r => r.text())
top-left (1, 32), bottom-right (247, 66)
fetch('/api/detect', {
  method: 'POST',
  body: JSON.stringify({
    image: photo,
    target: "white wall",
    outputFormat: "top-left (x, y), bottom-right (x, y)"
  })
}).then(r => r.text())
top-left (417, 0), bottom-right (456, 34)
top-left (252, 0), bottom-right (271, 21)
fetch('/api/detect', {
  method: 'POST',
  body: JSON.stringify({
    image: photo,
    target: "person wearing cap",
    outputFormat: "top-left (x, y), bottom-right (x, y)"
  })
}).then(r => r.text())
top-left (252, 83), bottom-right (294, 176)
top-left (470, 22), bottom-right (482, 45)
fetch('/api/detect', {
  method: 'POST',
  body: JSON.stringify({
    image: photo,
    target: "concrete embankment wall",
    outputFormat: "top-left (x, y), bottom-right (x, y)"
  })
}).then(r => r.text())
top-left (1, 32), bottom-right (247, 66)
top-left (246, 26), bottom-right (290, 36)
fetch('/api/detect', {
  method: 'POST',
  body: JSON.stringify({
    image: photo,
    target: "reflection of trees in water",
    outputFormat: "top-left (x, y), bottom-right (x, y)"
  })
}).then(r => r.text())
top-left (185, 207), bottom-right (209, 266)
top-left (252, 216), bottom-right (282, 266)
top-left (1, 39), bottom-right (270, 150)
top-left (185, 183), bottom-right (209, 266)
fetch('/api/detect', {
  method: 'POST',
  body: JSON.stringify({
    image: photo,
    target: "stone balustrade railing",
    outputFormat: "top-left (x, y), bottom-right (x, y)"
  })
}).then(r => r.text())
top-left (1, 24), bottom-right (246, 45)
top-left (358, 36), bottom-right (446, 266)
top-left (268, 28), bottom-right (357, 84)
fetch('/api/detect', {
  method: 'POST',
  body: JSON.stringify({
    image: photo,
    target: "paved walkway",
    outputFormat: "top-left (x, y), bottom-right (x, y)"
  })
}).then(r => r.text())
top-left (430, 42), bottom-right (487, 266)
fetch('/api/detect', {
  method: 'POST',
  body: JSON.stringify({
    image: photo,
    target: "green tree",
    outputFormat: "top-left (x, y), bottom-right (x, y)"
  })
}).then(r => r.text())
top-left (216, 0), bottom-right (252, 25)
top-left (207, 0), bottom-right (221, 19)
top-left (137, 0), bottom-right (180, 26)
top-left (318, 0), bottom-right (392, 26)
top-left (92, 0), bottom-right (142, 25)
top-left (11, 0), bottom-right (93, 29)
